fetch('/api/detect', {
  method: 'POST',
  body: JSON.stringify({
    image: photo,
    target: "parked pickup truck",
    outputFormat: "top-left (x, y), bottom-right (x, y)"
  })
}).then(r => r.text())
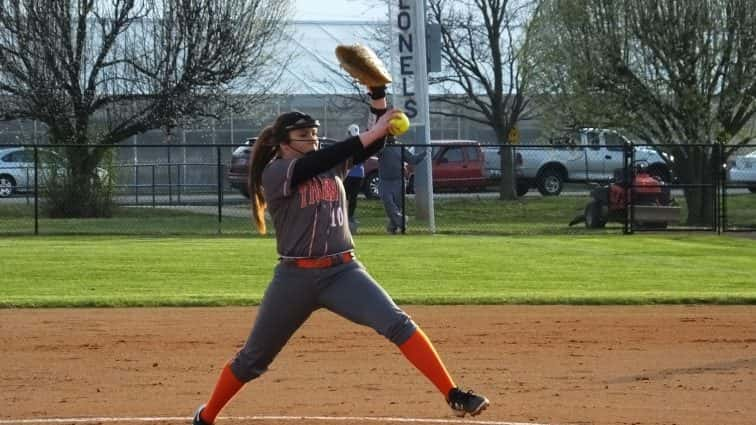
top-left (515, 128), bottom-right (673, 196)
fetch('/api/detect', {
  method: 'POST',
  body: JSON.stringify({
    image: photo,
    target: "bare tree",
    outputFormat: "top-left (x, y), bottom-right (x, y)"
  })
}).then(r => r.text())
top-left (0, 0), bottom-right (291, 217)
top-left (428, 0), bottom-right (538, 200)
top-left (528, 0), bottom-right (756, 225)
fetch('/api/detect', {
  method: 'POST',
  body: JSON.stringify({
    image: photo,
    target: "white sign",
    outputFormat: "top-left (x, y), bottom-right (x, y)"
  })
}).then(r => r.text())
top-left (389, 0), bottom-right (428, 125)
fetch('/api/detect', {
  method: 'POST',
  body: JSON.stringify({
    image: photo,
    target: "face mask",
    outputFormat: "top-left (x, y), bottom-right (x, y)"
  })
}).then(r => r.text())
top-left (286, 139), bottom-right (319, 155)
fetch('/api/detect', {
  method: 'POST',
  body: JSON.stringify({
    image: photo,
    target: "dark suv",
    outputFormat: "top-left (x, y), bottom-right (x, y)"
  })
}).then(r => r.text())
top-left (227, 137), bottom-right (381, 199)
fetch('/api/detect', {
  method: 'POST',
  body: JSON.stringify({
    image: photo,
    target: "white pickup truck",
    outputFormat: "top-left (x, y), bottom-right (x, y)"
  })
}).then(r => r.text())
top-left (515, 128), bottom-right (672, 196)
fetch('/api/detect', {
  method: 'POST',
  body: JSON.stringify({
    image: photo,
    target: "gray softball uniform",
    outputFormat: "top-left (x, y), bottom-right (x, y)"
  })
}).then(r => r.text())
top-left (377, 145), bottom-right (427, 232)
top-left (229, 154), bottom-right (417, 383)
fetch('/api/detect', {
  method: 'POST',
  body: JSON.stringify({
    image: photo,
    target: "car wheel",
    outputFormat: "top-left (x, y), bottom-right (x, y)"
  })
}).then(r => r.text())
top-left (0, 175), bottom-right (16, 198)
top-left (584, 201), bottom-right (607, 228)
top-left (537, 169), bottom-right (564, 196)
top-left (363, 172), bottom-right (380, 199)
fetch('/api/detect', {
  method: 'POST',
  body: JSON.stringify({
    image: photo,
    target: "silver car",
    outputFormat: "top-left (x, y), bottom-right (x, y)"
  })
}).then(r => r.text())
top-left (0, 147), bottom-right (42, 197)
top-left (727, 150), bottom-right (756, 193)
top-left (0, 147), bottom-right (109, 198)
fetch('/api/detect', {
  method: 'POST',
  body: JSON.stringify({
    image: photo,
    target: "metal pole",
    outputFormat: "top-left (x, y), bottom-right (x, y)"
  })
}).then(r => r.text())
top-left (133, 135), bottom-right (138, 204)
top-left (135, 164), bottom-right (140, 205)
top-left (216, 146), bottom-right (223, 234)
top-left (177, 162), bottom-right (182, 204)
top-left (25, 166), bottom-right (31, 205)
top-left (230, 117), bottom-right (235, 145)
top-left (33, 146), bottom-right (39, 235)
top-left (622, 142), bottom-right (632, 235)
top-left (167, 145), bottom-right (172, 205)
top-left (414, 0), bottom-right (434, 231)
top-left (721, 145), bottom-right (727, 233)
top-left (323, 101), bottom-right (328, 136)
top-left (389, 0), bottom-right (435, 232)
top-left (151, 164), bottom-right (156, 208)
top-left (181, 128), bottom-right (187, 202)
top-left (716, 143), bottom-right (722, 234)
top-left (629, 144), bottom-right (636, 234)
top-left (400, 146), bottom-right (406, 234)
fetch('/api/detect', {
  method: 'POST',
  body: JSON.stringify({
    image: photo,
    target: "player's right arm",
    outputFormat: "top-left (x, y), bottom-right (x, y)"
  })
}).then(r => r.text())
top-left (289, 108), bottom-right (398, 188)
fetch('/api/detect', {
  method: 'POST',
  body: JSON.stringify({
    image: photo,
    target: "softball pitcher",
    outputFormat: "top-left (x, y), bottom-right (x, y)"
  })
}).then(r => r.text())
top-left (192, 87), bottom-right (489, 425)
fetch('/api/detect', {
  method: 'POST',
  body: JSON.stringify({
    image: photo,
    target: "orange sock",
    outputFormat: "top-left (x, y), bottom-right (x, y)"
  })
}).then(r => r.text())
top-left (201, 362), bottom-right (244, 424)
top-left (399, 328), bottom-right (456, 398)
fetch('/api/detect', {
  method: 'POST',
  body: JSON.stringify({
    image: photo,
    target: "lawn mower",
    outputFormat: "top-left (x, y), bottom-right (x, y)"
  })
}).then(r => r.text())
top-left (569, 164), bottom-right (680, 229)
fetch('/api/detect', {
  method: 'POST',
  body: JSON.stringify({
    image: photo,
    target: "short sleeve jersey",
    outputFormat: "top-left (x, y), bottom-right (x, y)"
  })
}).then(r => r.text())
top-left (262, 158), bottom-right (353, 258)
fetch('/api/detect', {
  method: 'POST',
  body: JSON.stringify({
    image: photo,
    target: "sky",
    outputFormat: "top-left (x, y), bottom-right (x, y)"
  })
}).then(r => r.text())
top-left (292, 0), bottom-right (385, 21)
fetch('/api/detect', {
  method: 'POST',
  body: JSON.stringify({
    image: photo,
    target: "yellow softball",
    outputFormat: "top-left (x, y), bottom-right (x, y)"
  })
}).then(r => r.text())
top-left (388, 111), bottom-right (410, 136)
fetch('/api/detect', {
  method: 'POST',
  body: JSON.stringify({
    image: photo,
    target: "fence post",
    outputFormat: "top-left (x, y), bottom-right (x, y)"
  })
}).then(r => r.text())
top-left (716, 143), bottom-right (724, 234)
top-left (133, 134), bottom-right (138, 205)
top-left (151, 165), bottom-right (156, 208)
top-left (400, 145), bottom-right (406, 234)
top-left (622, 141), bottom-right (633, 235)
top-left (33, 146), bottom-right (39, 235)
top-left (167, 146), bottom-right (173, 205)
top-left (216, 146), bottom-right (223, 235)
top-left (177, 162), bottom-right (182, 204)
top-left (135, 164), bottom-right (139, 205)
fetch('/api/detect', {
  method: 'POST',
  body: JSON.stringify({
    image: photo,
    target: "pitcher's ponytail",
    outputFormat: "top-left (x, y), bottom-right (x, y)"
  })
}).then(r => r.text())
top-left (249, 111), bottom-right (317, 234)
top-left (249, 126), bottom-right (277, 234)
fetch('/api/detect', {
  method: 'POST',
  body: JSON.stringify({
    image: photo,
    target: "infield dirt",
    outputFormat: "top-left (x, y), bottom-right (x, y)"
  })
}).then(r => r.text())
top-left (2, 306), bottom-right (755, 425)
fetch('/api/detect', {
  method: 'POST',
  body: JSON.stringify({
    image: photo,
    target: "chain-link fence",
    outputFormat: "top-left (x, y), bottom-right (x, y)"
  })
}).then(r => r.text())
top-left (1, 142), bottom-right (754, 236)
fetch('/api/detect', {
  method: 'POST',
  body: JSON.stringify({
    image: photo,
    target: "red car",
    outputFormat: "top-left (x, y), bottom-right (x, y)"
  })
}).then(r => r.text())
top-left (407, 140), bottom-right (495, 193)
top-left (227, 137), bottom-right (381, 199)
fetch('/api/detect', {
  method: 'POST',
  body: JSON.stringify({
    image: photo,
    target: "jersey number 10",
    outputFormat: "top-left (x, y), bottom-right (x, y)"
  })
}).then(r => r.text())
top-left (330, 206), bottom-right (345, 227)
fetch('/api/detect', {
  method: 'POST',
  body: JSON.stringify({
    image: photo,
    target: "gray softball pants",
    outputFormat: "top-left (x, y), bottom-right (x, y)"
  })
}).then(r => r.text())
top-left (230, 259), bottom-right (417, 382)
top-left (379, 178), bottom-right (404, 232)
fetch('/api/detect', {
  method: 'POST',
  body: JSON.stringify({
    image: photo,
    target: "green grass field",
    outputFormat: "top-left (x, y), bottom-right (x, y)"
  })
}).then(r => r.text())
top-left (2, 234), bottom-right (755, 307)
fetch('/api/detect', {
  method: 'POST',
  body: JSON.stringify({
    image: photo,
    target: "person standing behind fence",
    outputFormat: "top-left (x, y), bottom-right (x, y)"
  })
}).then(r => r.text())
top-left (344, 124), bottom-right (364, 233)
top-left (378, 138), bottom-right (427, 234)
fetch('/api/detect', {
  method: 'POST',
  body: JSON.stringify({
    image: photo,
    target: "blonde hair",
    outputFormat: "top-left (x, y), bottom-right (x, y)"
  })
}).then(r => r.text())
top-left (249, 127), bottom-right (277, 234)
top-left (248, 113), bottom-right (298, 234)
